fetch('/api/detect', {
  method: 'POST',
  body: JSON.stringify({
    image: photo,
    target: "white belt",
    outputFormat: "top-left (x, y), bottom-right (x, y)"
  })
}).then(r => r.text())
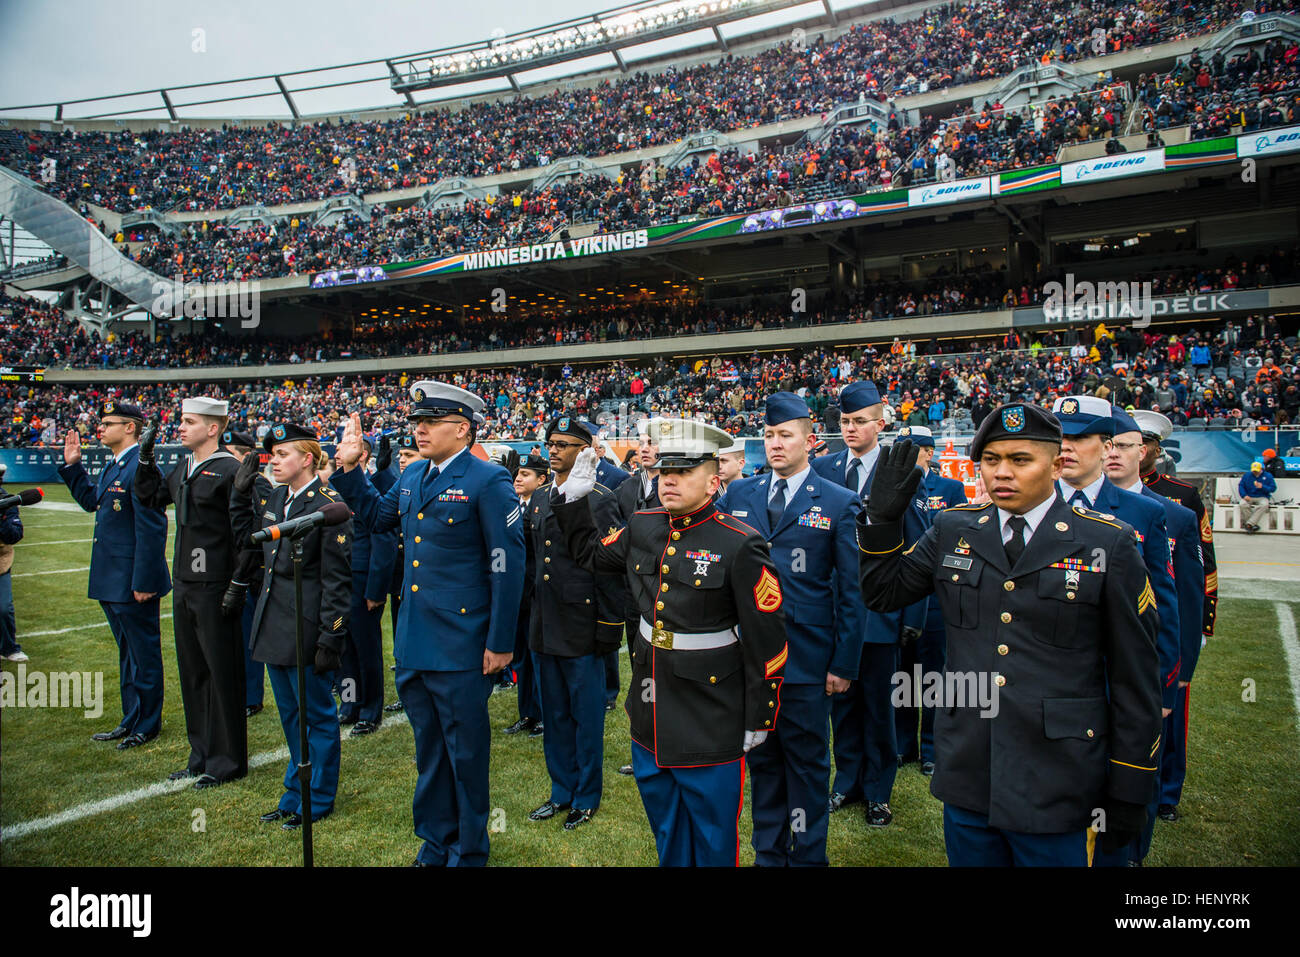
top-left (639, 617), bottom-right (737, 651)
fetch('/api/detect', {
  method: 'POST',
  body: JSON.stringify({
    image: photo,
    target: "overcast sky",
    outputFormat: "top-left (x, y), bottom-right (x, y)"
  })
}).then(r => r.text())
top-left (0, 0), bottom-right (839, 121)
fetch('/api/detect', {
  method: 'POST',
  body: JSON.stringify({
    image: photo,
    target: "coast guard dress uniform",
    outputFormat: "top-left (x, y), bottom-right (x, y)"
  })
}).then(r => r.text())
top-left (58, 401), bottom-right (171, 746)
top-left (893, 426), bottom-right (966, 773)
top-left (812, 381), bottom-right (927, 823)
top-left (134, 396), bottom-right (254, 788)
top-left (552, 418), bottom-right (788, 866)
top-left (717, 392), bottom-right (863, 866)
top-left (858, 404), bottom-right (1162, 866)
top-left (230, 423), bottom-right (352, 827)
top-left (332, 381), bottom-right (524, 867)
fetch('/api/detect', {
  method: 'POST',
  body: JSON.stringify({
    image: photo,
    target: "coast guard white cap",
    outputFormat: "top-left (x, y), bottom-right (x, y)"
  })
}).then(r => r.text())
top-left (407, 380), bottom-right (485, 421)
top-left (1051, 394), bottom-right (1114, 436)
top-left (182, 396), bottom-right (228, 417)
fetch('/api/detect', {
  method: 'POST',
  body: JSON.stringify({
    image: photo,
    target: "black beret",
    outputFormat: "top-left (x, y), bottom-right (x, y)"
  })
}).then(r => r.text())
top-left (263, 422), bottom-right (318, 452)
top-left (970, 403), bottom-right (1062, 460)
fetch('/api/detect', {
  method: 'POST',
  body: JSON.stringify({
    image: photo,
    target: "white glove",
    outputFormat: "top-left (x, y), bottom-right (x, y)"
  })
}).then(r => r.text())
top-left (564, 447), bottom-right (600, 502)
top-left (743, 730), bottom-right (768, 752)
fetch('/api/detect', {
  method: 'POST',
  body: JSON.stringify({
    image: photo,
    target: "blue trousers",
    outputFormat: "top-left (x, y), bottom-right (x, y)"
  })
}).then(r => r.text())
top-left (240, 595), bottom-right (264, 709)
top-left (538, 651), bottom-right (604, 809)
top-left (632, 740), bottom-right (744, 867)
top-left (340, 577), bottom-right (384, 723)
top-left (515, 649), bottom-right (542, 723)
top-left (603, 647), bottom-right (620, 705)
top-left (267, 663), bottom-right (341, 818)
top-left (895, 621), bottom-right (945, 763)
top-left (944, 804), bottom-right (1089, 867)
top-left (748, 683), bottom-right (832, 866)
top-left (0, 570), bottom-right (17, 656)
top-left (100, 597), bottom-right (164, 738)
top-left (831, 641), bottom-right (899, 803)
top-left (1160, 684), bottom-right (1190, 807)
top-left (399, 667), bottom-right (494, 867)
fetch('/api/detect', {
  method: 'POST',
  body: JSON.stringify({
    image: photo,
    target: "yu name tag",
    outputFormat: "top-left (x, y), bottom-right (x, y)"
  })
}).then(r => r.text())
top-left (942, 555), bottom-right (973, 570)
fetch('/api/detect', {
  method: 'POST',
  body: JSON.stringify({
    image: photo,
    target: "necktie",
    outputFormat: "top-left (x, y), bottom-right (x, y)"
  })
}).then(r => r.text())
top-left (768, 478), bottom-right (788, 529)
top-left (1004, 515), bottom-right (1028, 567)
top-left (846, 457), bottom-right (863, 494)
top-left (1069, 489), bottom-right (1090, 509)
top-left (422, 465), bottom-right (440, 498)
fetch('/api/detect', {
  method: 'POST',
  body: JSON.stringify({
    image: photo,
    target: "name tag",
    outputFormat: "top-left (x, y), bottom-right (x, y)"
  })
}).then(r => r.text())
top-left (732, 510), bottom-right (749, 517)
top-left (942, 555), bottom-right (973, 570)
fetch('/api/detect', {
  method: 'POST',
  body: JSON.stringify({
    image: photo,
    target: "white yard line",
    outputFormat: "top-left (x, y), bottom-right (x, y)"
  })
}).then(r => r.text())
top-left (1275, 603), bottom-right (1300, 739)
top-left (12, 566), bottom-right (90, 578)
top-left (14, 538), bottom-right (93, 547)
top-left (2, 712), bottom-right (412, 841)
top-left (17, 613), bottom-right (174, 639)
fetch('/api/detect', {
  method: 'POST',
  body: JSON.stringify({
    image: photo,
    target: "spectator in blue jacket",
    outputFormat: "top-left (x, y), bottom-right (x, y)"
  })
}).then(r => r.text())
top-left (1238, 461), bottom-right (1277, 532)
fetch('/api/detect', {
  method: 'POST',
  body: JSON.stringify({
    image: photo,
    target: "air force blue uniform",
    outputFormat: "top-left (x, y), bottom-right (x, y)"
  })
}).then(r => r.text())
top-left (718, 455), bottom-right (862, 865)
top-left (334, 416), bottom-right (524, 866)
top-left (59, 443), bottom-right (171, 738)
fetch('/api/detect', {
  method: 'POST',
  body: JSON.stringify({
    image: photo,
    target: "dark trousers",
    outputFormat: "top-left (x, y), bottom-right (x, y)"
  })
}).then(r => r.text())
top-left (632, 740), bottom-right (744, 867)
top-left (340, 577), bottom-right (384, 723)
top-left (831, 641), bottom-right (899, 804)
top-left (99, 597), bottom-right (164, 738)
top-left (748, 683), bottom-right (832, 866)
top-left (1160, 684), bottom-right (1190, 807)
top-left (267, 663), bottom-right (341, 818)
top-left (240, 592), bottom-right (264, 709)
top-left (895, 621), bottom-right (946, 763)
top-left (172, 580), bottom-right (247, 781)
top-left (944, 803), bottom-right (1089, 867)
top-left (538, 651), bottom-right (604, 809)
top-left (603, 648), bottom-right (620, 705)
top-left (0, 570), bottom-right (17, 656)
top-left (399, 667), bottom-right (494, 867)
top-left (515, 649), bottom-right (542, 723)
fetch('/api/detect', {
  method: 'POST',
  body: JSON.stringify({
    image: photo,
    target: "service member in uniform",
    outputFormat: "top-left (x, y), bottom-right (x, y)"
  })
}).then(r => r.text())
top-left (717, 439), bottom-right (746, 491)
top-left (231, 424), bottom-right (352, 829)
top-left (813, 381), bottom-right (927, 826)
top-left (553, 418), bottom-right (788, 866)
top-left (525, 417), bottom-right (624, 830)
top-left (58, 402), bottom-right (171, 749)
top-left (505, 453), bottom-right (550, 737)
top-left (222, 429), bottom-right (271, 717)
top-left (717, 393), bottom-right (862, 866)
top-left (586, 424), bottom-right (631, 492)
top-left (893, 425), bottom-right (966, 776)
top-left (336, 434), bottom-right (397, 735)
top-left (380, 434), bottom-right (423, 716)
top-left (134, 397), bottom-right (255, 789)
top-left (1134, 409), bottom-right (1214, 823)
top-left (1104, 408), bottom-right (1203, 864)
top-left (333, 382), bottom-right (524, 867)
top-left (857, 403), bottom-right (1162, 866)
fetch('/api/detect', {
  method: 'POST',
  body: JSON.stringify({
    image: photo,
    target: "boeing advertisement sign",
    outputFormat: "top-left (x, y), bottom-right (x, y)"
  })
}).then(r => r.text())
top-left (1061, 149), bottom-right (1166, 185)
top-left (1238, 125), bottom-right (1300, 157)
top-left (906, 176), bottom-right (992, 209)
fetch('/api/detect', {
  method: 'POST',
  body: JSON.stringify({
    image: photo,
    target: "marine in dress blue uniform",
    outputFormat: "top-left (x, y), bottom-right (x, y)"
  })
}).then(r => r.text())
top-left (331, 382), bottom-right (525, 867)
top-left (892, 426), bottom-right (966, 774)
top-left (717, 392), bottom-right (863, 866)
top-left (812, 382), bottom-right (927, 825)
top-left (58, 402), bottom-right (171, 747)
top-left (858, 404), bottom-right (1163, 866)
top-left (337, 434), bottom-right (397, 735)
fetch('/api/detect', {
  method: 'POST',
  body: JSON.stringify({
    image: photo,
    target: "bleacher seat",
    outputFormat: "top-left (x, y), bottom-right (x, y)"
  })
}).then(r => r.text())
top-left (1186, 418), bottom-right (1207, 430)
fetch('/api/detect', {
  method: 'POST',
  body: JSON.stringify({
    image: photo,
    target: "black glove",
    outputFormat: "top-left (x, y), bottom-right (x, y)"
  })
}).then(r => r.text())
top-left (1099, 799), bottom-right (1147, 855)
top-left (900, 626), bottom-right (922, 646)
top-left (138, 423), bottom-right (158, 466)
top-left (501, 448), bottom-right (521, 479)
top-left (375, 434), bottom-right (392, 473)
top-left (313, 643), bottom-right (343, 676)
top-left (864, 439), bottom-right (922, 524)
top-left (221, 581), bottom-right (248, 617)
top-left (233, 448), bottom-right (259, 495)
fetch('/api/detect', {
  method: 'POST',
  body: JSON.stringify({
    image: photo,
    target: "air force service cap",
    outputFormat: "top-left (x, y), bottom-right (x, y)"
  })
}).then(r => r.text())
top-left (646, 417), bottom-right (735, 470)
top-left (1051, 395), bottom-right (1114, 436)
top-left (764, 391), bottom-right (812, 426)
top-left (895, 424), bottom-right (934, 447)
top-left (1132, 409), bottom-right (1174, 443)
top-left (100, 400), bottom-right (144, 421)
top-left (1110, 407), bottom-right (1143, 436)
top-left (407, 380), bottom-right (484, 421)
top-left (263, 422), bottom-right (318, 452)
top-left (839, 381), bottom-right (883, 412)
top-left (970, 402), bottom-right (1062, 459)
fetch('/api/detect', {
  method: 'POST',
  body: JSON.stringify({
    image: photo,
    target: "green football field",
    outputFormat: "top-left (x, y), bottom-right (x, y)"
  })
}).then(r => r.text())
top-left (2, 484), bottom-right (1298, 866)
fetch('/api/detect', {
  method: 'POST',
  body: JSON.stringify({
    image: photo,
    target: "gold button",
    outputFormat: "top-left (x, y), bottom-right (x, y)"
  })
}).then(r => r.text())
top-left (671, 531), bottom-right (681, 541)
top-left (1067, 592), bottom-right (1076, 600)
top-left (414, 536), bottom-right (421, 543)
top-left (995, 675), bottom-right (1006, 687)
top-left (709, 676), bottom-right (717, 684)
top-left (417, 512), bottom-right (423, 519)
top-left (768, 700), bottom-right (774, 707)
top-left (544, 574), bottom-right (550, 581)
top-left (447, 518), bottom-right (453, 524)
top-left (667, 547), bottom-right (676, 556)
top-left (694, 579), bottom-right (702, 586)
top-left (412, 560), bottom-right (419, 567)
top-left (635, 564), bottom-right (640, 571)
top-left (585, 599), bottom-right (591, 605)
top-left (656, 601), bottom-right (664, 610)
top-left (764, 720), bottom-right (771, 727)
top-left (655, 619), bottom-right (663, 628)
top-left (661, 564), bottom-right (670, 573)
top-left (661, 583), bottom-right (669, 592)
top-left (1086, 729), bottom-right (1095, 738)
top-left (1000, 612), bottom-right (1012, 623)
top-left (545, 540), bottom-right (551, 546)
top-left (544, 557), bottom-right (551, 564)
top-left (460, 607), bottom-right (466, 614)
top-left (411, 584), bottom-right (419, 592)
top-left (771, 682), bottom-right (777, 689)
top-left (683, 517), bottom-right (691, 526)
top-left (997, 644), bottom-right (1008, 656)
top-left (1003, 581), bottom-right (1015, 592)
top-left (951, 574), bottom-right (959, 582)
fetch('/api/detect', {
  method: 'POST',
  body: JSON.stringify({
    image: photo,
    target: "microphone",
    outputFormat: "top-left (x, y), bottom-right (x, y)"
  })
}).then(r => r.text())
top-left (251, 500), bottom-right (350, 544)
top-left (0, 488), bottom-right (44, 510)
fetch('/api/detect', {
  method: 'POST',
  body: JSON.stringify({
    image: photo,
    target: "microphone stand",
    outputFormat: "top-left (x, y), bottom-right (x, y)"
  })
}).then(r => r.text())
top-left (292, 535), bottom-right (314, 867)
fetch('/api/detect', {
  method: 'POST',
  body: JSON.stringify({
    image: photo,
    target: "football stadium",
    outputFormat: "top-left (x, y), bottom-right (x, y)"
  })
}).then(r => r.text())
top-left (1, 0), bottom-right (1298, 896)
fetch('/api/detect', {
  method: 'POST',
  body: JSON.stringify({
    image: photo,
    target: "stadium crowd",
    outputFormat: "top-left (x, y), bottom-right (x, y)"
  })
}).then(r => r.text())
top-left (0, 0), bottom-right (1262, 216)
